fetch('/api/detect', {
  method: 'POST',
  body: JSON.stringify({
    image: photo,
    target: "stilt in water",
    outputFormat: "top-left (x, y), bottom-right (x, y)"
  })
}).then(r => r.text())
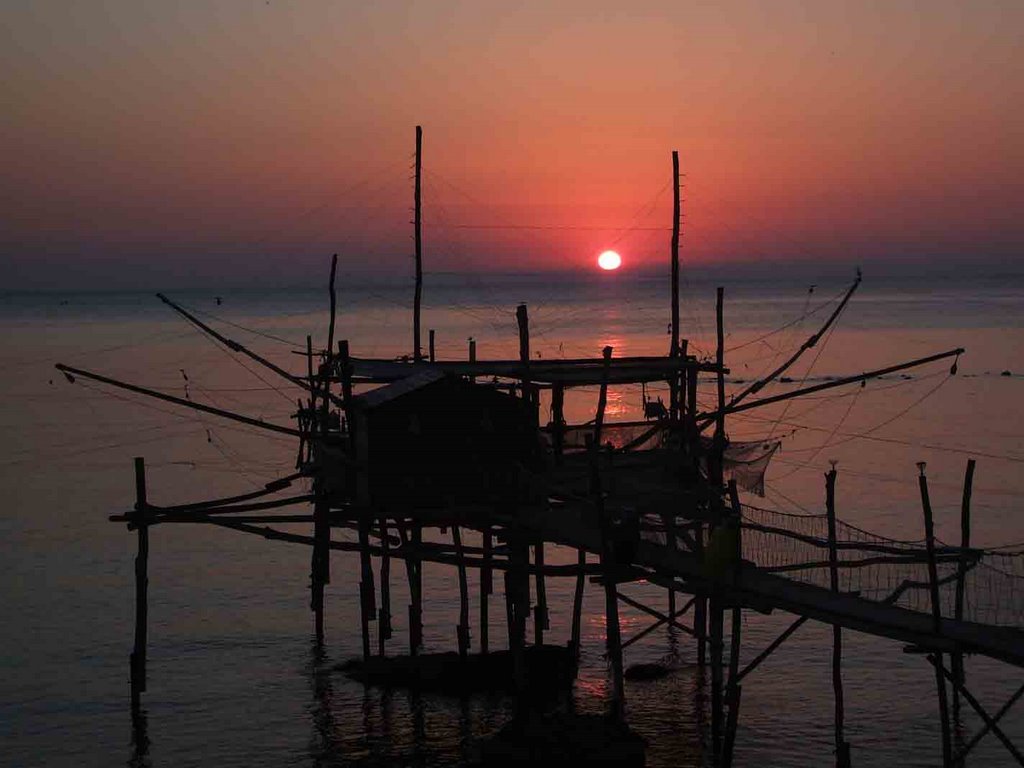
top-left (507, 534), bottom-right (530, 697)
top-left (826, 465), bottom-right (852, 768)
top-left (130, 457), bottom-right (149, 712)
top-left (919, 462), bottom-right (953, 767)
top-left (952, 459), bottom-right (975, 721)
top-left (594, 346), bottom-right (625, 719)
top-left (480, 525), bottom-right (492, 654)
top-left (378, 513), bottom-right (393, 656)
top-left (570, 548), bottom-right (586, 663)
top-left (722, 481), bottom-right (745, 767)
top-left (409, 522), bottom-right (423, 656)
top-left (358, 512), bottom-right (376, 662)
top-left (710, 287), bottom-right (727, 759)
top-left (534, 541), bottom-right (548, 646)
top-left (453, 525), bottom-right (470, 658)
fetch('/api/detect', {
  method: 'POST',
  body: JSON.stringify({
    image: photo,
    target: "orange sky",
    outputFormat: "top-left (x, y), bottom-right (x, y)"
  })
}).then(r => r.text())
top-left (2, 1), bottom-right (1022, 287)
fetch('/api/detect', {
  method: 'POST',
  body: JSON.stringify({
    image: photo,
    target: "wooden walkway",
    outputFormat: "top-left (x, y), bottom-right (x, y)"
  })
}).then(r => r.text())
top-left (504, 505), bottom-right (1024, 669)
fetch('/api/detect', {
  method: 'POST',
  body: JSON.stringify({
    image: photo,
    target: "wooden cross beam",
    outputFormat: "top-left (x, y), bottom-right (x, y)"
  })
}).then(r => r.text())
top-left (928, 655), bottom-right (1024, 766)
top-left (621, 596), bottom-right (697, 650)
top-left (617, 591), bottom-right (697, 638)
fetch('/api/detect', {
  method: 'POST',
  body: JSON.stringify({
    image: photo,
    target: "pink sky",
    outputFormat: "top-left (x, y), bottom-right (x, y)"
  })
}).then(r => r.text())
top-left (2, 1), bottom-right (1022, 287)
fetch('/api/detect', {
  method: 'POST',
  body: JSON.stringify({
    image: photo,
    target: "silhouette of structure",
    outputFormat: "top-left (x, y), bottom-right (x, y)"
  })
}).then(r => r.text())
top-left (57, 128), bottom-right (1024, 767)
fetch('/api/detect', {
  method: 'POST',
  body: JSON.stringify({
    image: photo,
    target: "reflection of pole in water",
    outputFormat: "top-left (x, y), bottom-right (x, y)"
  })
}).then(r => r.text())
top-left (128, 706), bottom-right (150, 768)
top-left (308, 642), bottom-right (337, 763)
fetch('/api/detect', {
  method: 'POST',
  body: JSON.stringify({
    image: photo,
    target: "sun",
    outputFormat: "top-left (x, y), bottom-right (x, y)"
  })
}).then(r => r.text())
top-left (597, 250), bottom-right (622, 270)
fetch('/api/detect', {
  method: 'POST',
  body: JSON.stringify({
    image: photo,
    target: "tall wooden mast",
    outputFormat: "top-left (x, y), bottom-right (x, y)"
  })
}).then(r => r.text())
top-left (413, 125), bottom-right (423, 362)
top-left (670, 150), bottom-right (681, 420)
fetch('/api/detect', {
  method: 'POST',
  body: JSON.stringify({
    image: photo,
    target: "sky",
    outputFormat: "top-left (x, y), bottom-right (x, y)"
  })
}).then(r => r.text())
top-left (2, 1), bottom-right (1022, 289)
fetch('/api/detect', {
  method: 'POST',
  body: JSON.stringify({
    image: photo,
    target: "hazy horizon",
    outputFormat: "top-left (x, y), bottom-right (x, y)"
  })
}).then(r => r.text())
top-left (3, 1), bottom-right (1022, 290)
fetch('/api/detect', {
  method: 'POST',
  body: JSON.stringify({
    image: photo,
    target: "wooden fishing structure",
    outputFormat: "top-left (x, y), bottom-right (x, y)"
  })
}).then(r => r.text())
top-left (58, 128), bottom-right (1024, 766)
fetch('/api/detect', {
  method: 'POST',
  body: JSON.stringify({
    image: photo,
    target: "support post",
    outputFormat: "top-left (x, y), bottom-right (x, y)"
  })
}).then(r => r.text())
top-left (429, 329), bottom-right (435, 363)
top-left (551, 383), bottom-right (565, 464)
top-left (952, 458), bottom-right (975, 719)
top-left (130, 457), bottom-right (149, 711)
top-left (468, 337), bottom-right (476, 384)
top-left (826, 466), bottom-right (852, 767)
top-left (594, 346), bottom-right (624, 719)
top-left (710, 287), bottom-right (727, 759)
top-left (409, 522), bottom-right (423, 655)
top-left (919, 462), bottom-right (952, 768)
top-left (687, 362), bottom-right (706, 668)
top-left (515, 303), bottom-right (534, 411)
top-left (413, 125), bottom-right (423, 362)
top-left (480, 526), bottom-right (492, 654)
top-left (722, 480), bottom-right (744, 767)
top-left (358, 513), bottom-right (376, 662)
top-left (453, 526), bottom-right (470, 658)
top-left (534, 541), bottom-right (548, 646)
top-left (669, 150), bottom-right (681, 420)
top-left (378, 514), bottom-right (392, 656)
top-left (507, 535), bottom-right (529, 697)
top-left (571, 548), bottom-right (586, 664)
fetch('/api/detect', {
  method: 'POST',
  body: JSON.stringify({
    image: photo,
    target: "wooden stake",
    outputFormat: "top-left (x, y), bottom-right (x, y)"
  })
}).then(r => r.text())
top-left (414, 125), bottom-right (423, 362)
top-left (687, 363), bottom-right (707, 668)
top-left (429, 329), bottom-right (435, 363)
top-left (359, 513), bottom-right (376, 662)
top-left (480, 526), bottom-right (492, 654)
top-left (593, 346), bottom-right (624, 719)
top-left (670, 150), bottom-right (681, 420)
top-left (919, 462), bottom-right (952, 767)
top-left (508, 536), bottom-right (529, 695)
top-left (130, 457), bottom-right (149, 711)
top-left (534, 541), bottom-right (548, 646)
top-left (551, 383), bottom-right (565, 464)
top-left (571, 548), bottom-right (586, 664)
top-left (826, 467), bottom-right (852, 767)
top-left (515, 304), bottom-right (533, 409)
top-left (409, 522), bottom-right (423, 655)
top-left (953, 458), bottom-right (975, 719)
top-left (453, 525), bottom-right (470, 658)
top-left (468, 337), bottom-right (476, 384)
top-left (720, 481), bottom-right (745, 765)
top-left (378, 514), bottom-right (392, 656)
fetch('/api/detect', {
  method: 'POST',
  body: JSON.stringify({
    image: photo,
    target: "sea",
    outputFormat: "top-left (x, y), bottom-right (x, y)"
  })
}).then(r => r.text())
top-left (2, 269), bottom-right (1023, 767)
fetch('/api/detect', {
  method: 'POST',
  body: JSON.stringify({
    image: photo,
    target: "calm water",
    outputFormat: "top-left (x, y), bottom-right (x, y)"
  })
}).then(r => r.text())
top-left (2, 271), bottom-right (1023, 766)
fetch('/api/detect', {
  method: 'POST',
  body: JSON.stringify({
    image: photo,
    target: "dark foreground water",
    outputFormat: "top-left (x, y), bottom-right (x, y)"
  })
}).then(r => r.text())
top-left (2, 271), bottom-right (1023, 766)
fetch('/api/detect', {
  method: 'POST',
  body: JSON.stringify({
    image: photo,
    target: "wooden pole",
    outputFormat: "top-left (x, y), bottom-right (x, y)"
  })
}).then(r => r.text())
top-left (534, 541), bottom-right (548, 646)
top-left (687, 362), bottom-right (706, 668)
top-left (429, 329), bottom-right (435, 363)
top-left (919, 462), bottom-right (952, 768)
top-left (826, 466), bottom-right (852, 768)
top-left (130, 457), bottom-right (149, 711)
top-left (378, 514), bottom-right (392, 656)
top-left (414, 125), bottom-right (423, 362)
top-left (312, 494), bottom-right (327, 642)
top-left (722, 480), bottom-right (745, 767)
top-left (515, 304), bottom-right (534, 410)
top-left (508, 536), bottom-right (529, 696)
top-left (326, 254), bottom-right (338, 370)
top-left (594, 346), bottom-right (624, 719)
top-left (410, 522), bottom-right (423, 655)
top-left (359, 513), bottom-right (376, 662)
top-left (710, 287), bottom-right (727, 758)
top-left (551, 383), bottom-right (565, 464)
top-left (952, 458), bottom-right (975, 720)
top-left (669, 150), bottom-right (681, 420)
top-left (453, 525), bottom-right (470, 658)
top-left (480, 526), bottom-right (492, 654)
top-left (571, 548), bottom-right (586, 664)
top-left (468, 337), bottom-right (476, 384)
